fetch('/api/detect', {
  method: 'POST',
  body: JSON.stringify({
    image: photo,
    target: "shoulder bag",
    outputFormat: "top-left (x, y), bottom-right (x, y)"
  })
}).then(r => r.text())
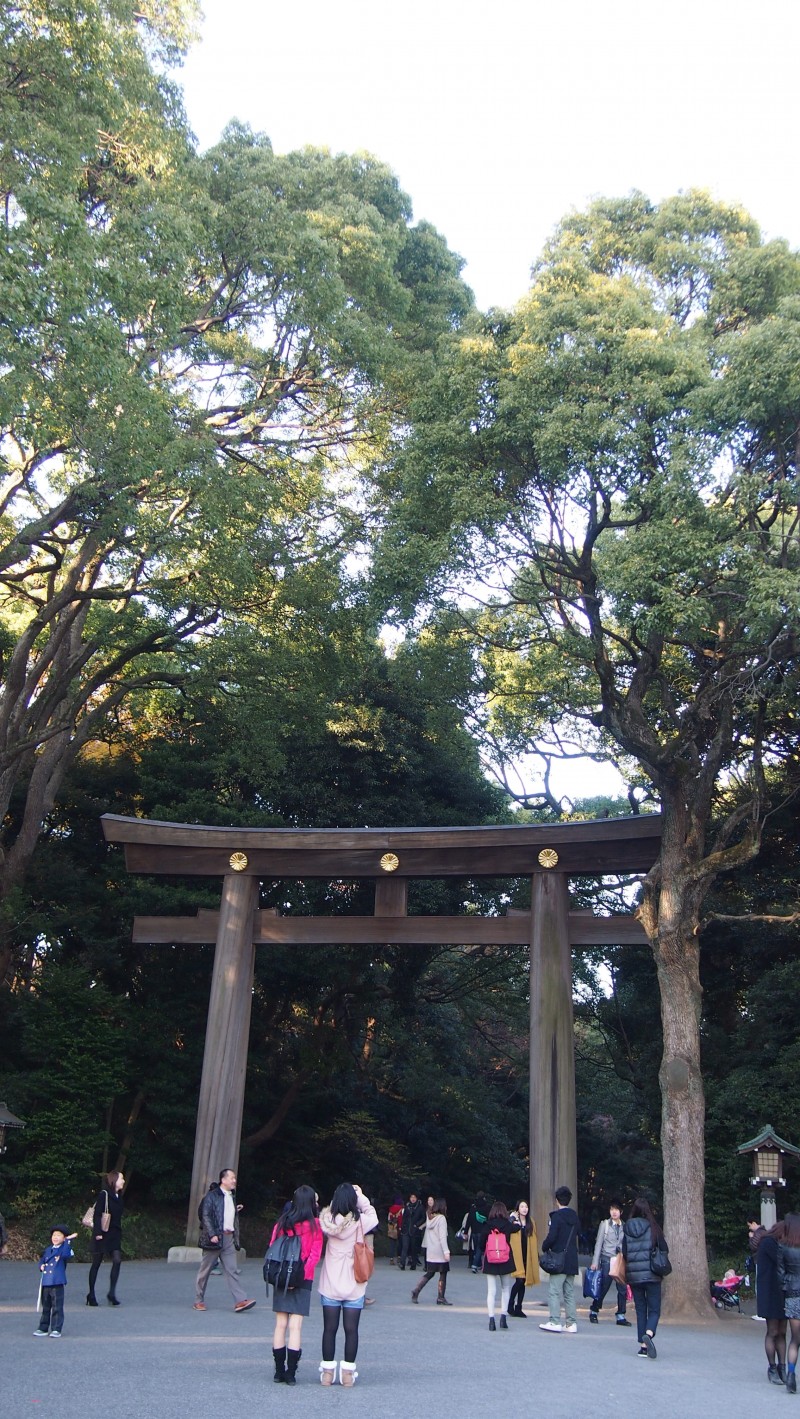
top-left (650, 1241), bottom-right (672, 1277)
top-left (540, 1224), bottom-right (576, 1274)
top-left (353, 1217), bottom-right (375, 1284)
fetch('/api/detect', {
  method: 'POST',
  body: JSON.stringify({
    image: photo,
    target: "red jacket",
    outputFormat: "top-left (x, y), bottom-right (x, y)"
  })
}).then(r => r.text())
top-left (269, 1217), bottom-right (324, 1281)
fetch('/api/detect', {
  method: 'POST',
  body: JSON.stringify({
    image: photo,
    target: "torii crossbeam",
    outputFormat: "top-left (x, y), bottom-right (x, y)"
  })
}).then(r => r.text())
top-left (101, 814), bottom-right (661, 1241)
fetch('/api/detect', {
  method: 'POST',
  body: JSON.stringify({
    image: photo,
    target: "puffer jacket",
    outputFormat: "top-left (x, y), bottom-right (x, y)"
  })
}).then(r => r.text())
top-left (778, 1243), bottom-right (800, 1298)
top-left (199, 1184), bottom-right (240, 1250)
top-left (622, 1216), bottom-right (668, 1285)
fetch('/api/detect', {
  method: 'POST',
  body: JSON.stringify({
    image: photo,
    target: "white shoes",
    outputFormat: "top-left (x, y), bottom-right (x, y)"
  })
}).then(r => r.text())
top-left (539, 1321), bottom-right (563, 1332)
top-left (563, 1323), bottom-right (578, 1332)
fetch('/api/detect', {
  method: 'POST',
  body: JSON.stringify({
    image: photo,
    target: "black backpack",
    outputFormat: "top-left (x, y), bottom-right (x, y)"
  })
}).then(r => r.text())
top-left (263, 1229), bottom-right (305, 1292)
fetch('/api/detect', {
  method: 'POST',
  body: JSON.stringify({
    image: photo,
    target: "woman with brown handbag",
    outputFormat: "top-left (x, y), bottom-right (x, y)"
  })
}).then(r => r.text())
top-left (317, 1183), bottom-right (378, 1386)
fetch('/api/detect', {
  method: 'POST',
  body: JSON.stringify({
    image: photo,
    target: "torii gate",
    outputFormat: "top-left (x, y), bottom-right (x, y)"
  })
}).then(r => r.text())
top-left (101, 813), bottom-right (661, 1242)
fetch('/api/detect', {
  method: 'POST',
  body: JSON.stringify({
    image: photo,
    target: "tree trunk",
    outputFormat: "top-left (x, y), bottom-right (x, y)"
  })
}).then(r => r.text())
top-left (641, 804), bottom-right (714, 1321)
top-left (653, 928), bottom-right (711, 1318)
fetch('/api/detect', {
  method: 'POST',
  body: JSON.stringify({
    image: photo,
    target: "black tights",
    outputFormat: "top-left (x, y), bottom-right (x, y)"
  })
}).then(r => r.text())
top-left (88, 1249), bottom-right (121, 1299)
top-left (766, 1317), bottom-right (787, 1368)
top-left (322, 1304), bottom-right (360, 1363)
top-left (788, 1318), bottom-right (800, 1369)
top-left (508, 1279), bottom-right (525, 1313)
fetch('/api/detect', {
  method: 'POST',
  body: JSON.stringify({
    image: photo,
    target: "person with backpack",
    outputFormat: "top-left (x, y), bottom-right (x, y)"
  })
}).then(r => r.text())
top-left (317, 1183), bottom-right (378, 1386)
top-left (539, 1185), bottom-right (581, 1333)
top-left (266, 1185), bottom-right (323, 1385)
top-left (412, 1197), bottom-right (452, 1305)
top-left (482, 1201), bottom-right (519, 1330)
top-left (387, 1196), bottom-right (404, 1265)
top-left (468, 1192), bottom-right (490, 1273)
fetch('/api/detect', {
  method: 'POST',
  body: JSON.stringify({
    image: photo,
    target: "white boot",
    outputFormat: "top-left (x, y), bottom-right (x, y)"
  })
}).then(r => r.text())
top-left (319, 1361), bottom-right (336, 1386)
top-left (339, 1360), bottom-right (358, 1386)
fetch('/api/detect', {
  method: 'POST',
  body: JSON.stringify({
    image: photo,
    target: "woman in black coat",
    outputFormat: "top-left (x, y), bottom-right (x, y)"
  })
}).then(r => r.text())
top-left (777, 1213), bottom-right (800, 1392)
top-left (87, 1170), bottom-right (125, 1306)
top-left (622, 1197), bottom-right (669, 1360)
top-left (756, 1225), bottom-right (787, 1384)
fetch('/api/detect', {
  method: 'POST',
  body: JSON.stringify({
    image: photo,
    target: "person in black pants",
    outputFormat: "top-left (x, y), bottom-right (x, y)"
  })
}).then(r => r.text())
top-left (399, 1192), bottom-right (425, 1271)
top-left (622, 1197), bottom-right (669, 1359)
top-left (87, 1170), bottom-right (125, 1306)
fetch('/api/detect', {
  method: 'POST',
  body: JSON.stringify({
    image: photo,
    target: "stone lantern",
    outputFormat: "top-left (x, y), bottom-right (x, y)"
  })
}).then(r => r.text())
top-left (737, 1125), bottom-right (800, 1229)
top-left (0, 1101), bottom-right (25, 1155)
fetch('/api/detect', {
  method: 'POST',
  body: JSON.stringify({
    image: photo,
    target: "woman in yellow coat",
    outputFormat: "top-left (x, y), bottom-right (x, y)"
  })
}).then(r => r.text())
top-left (508, 1201), bottom-right (539, 1317)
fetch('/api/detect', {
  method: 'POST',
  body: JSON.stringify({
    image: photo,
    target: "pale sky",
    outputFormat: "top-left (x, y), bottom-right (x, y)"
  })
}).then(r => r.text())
top-left (177, 0), bottom-right (800, 311)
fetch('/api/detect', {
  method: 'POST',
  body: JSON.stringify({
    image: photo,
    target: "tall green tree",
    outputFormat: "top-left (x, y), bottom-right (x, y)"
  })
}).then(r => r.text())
top-left (0, 0), bottom-right (472, 983)
top-left (373, 192), bottom-right (800, 1314)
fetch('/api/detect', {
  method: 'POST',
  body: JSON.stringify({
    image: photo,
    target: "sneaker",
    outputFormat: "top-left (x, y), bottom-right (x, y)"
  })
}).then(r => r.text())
top-left (539, 1321), bottom-right (563, 1332)
top-left (644, 1332), bottom-right (657, 1359)
top-left (637, 1345), bottom-right (649, 1357)
top-left (234, 1299), bottom-right (256, 1312)
top-left (49, 1330), bottom-right (62, 1338)
top-left (589, 1311), bottom-right (599, 1323)
top-left (33, 1329), bottom-right (48, 1337)
top-left (192, 1302), bottom-right (206, 1310)
top-left (615, 1315), bottom-right (632, 1326)
top-left (564, 1323), bottom-right (578, 1333)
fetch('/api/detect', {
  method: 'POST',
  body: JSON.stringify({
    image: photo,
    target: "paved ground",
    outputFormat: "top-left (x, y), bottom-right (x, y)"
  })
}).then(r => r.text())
top-left (0, 1257), bottom-right (788, 1419)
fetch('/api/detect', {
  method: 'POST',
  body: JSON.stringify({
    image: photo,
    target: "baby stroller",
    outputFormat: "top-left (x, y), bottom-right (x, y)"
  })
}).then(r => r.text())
top-left (711, 1269), bottom-right (745, 1312)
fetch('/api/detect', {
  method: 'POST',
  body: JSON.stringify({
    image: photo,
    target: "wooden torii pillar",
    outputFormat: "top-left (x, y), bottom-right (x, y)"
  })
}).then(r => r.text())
top-left (101, 815), bottom-right (661, 1243)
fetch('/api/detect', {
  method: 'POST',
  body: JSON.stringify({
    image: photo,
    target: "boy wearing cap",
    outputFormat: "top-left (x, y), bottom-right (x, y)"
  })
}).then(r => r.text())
top-left (34, 1227), bottom-right (76, 1337)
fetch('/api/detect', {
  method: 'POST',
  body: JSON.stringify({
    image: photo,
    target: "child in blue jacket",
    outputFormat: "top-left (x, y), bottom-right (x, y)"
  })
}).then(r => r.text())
top-left (34, 1227), bottom-right (76, 1337)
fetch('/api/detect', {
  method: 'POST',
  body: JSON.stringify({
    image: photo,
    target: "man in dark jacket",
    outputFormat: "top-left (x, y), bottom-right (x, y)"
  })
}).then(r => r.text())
top-left (399, 1192), bottom-right (425, 1270)
top-left (539, 1185), bottom-right (581, 1333)
top-left (194, 1169), bottom-right (256, 1312)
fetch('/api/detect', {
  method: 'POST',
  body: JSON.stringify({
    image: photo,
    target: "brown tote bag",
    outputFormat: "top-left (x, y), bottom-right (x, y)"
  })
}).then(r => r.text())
top-left (353, 1218), bottom-right (375, 1284)
top-left (609, 1251), bottom-right (626, 1284)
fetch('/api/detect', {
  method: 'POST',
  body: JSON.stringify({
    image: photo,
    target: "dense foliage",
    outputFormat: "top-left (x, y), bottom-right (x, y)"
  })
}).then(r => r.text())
top-left (0, 3), bottom-right (798, 1282)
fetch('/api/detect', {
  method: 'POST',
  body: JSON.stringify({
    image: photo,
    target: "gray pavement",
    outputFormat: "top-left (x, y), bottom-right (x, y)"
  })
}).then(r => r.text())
top-left (0, 1257), bottom-right (789, 1419)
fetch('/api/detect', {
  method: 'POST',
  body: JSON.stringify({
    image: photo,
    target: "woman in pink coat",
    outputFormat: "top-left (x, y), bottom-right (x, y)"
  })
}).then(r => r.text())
top-left (317, 1183), bottom-right (378, 1386)
top-left (268, 1185), bottom-right (323, 1385)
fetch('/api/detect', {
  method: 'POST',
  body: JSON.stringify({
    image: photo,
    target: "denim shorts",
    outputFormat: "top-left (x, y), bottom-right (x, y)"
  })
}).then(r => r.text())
top-left (320, 1294), bottom-right (365, 1310)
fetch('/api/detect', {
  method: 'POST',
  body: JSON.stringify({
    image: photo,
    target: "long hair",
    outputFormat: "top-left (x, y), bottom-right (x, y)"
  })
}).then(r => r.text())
top-left (628, 1197), bottom-right (663, 1241)
top-left (488, 1201), bottom-right (509, 1222)
top-left (329, 1183), bottom-right (359, 1219)
top-left (515, 1201), bottom-right (533, 1237)
top-left (777, 1214), bottom-right (800, 1248)
top-left (106, 1170), bottom-right (123, 1191)
top-left (432, 1197), bottom-right (447, 1217)
top-left (277, 1184), bottom-right (319, 1233)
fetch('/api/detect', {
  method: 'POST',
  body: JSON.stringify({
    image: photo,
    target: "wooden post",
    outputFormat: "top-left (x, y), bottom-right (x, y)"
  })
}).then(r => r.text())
top-left (185, 872), bottom-right (258, 1244)
top-left (529, 871), bottom-right (577, 1243)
